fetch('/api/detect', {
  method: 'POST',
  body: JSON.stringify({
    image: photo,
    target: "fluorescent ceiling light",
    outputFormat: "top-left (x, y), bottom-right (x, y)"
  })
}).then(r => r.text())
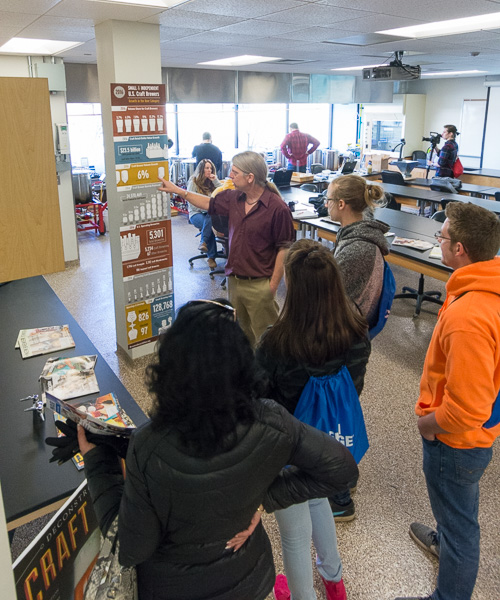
top-left (332, 64), bottom-right (384, 71)
top-left (422, 70), bottom-right (487, 76)
top-left (0, 38), bottom-right (82, 55)
top-left (199, 55), bottom-right (281, 67)
top-left (88, 0), bottom-right (187, 6)
top-left (378, 12), bottom-right (500, 39)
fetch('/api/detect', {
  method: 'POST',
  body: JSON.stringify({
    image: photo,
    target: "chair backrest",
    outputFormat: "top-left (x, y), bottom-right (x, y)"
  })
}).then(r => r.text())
top-left (300, 183), bottom-right (319, 193)
top-left (495, 191), bottom-right (500, 202)
top-left (385, 192), bottom-right (401, 211)
top-left (340, 160), bottom-right (357, 174)
top-left (272, 169), bottom-right (293, 188)
top-left (431, 210), bottom-right (446, 223)
top-left (381, 170), bottom-right (405, 185)
top-left (310, 163), bottom-right (324, 174)
top-left (412, 150), bottom-right (426, 160)
top-left (211, 214), bottom-right (229, 238)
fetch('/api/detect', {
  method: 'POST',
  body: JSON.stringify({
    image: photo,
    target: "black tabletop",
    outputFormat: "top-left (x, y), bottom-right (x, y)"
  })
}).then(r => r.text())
top-left (299, 207), bottom-right (452, 278)
top-left (380, 183), bottom-right (500, 214)
top-left (0, 276), bottom-right (147, 525)
top-left (408, 178), bottom-right (497, 196)
top-left (463, 168), bottom-right (500, 178)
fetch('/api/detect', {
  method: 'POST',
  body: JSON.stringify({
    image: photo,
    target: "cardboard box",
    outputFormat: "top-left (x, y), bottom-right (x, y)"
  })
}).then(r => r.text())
top-left (365, 154), bottom-right (390, 172)
top-left (291, 172), bottom-right (314, 183)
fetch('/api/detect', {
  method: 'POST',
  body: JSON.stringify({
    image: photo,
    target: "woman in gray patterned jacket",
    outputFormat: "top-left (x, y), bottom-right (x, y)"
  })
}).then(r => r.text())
top-left (326, 175), bottom-right (389, 328)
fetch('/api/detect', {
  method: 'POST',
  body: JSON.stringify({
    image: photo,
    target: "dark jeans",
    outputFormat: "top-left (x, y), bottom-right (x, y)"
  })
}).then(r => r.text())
top-left (286, 163), bottom-right (306, 172)
top-left (330, 475), bottom-right (358, 506)
top-left (189, 212), bottom-right (216, 259)
top-left (422, 437), bottom-right (492, 600)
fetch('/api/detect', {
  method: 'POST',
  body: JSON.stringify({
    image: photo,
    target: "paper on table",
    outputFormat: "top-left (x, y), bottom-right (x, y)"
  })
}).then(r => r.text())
top-left (392, 237), bottom-right (434, 251)
top-left (429, 245), bottom-right (443, 259)
top-left (293, 208), bottom-right (318, 219)
top-left (321, 218), bottom-right (341, 225)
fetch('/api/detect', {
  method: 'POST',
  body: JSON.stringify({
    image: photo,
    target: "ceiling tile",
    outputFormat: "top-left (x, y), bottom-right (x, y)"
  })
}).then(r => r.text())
top-left (17, 28), bottom-right (93, 43)
top-left (179, 0), bottom-right (308, 19)
top-left (0, 11), bottom-right (40, 28)
top-left (143, 8), bottom-right (243, 29)
top-left (46, 0), bottom-right (162, 23)
top-left (273, 26), bottom-right (358, 43)
top-left (19, 15), bottom-right (95, 39)
top-left (177, 30), bottom-right (263, 46)
top-left (158, 25), bottom-right (200, 42)
top-left (334, 14), bottom-right (424, 34)
top-left (0, 0), bottom-right (60, 14)
top-left (256, 4), bottom-right (371, 26)
top-left (0, 27), bottom-right (23, 45)
top-left (315, 0), bottom-right (500, 20)
top-left (213, 19), bottom-right (305, 37)
top-left (1, 0), bottom-right (499, 76)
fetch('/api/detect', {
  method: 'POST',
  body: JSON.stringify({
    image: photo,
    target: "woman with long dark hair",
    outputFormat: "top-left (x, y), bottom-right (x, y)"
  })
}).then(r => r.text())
top-left (256, 240), bottom-right (371, 600)
top-left (76, 299), bottom-right (358, 600)
top-left (326, 174), bottom-right (388, 328)
top-left (186, 158), bottom-right (221, 269)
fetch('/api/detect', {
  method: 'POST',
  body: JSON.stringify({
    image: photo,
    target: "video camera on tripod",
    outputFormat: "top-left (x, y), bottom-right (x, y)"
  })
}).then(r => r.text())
top-left (422, 132), bottom-right (441, 147)
top-left (422, 132), bottom-right (442, 178)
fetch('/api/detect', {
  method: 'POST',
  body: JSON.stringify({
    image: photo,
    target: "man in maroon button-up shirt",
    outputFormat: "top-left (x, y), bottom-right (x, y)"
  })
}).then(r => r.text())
top-left (159, 152), bottom-right (295, 346)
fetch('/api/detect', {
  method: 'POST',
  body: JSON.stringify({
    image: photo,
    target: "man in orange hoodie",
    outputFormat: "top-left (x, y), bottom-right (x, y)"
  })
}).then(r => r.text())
top-left (396, 203), bottom-right (500, 600)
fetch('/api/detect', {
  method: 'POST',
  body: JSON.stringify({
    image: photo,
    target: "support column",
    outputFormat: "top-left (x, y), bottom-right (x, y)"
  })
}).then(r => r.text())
top-left (96, 21), bottom-right (171, 359)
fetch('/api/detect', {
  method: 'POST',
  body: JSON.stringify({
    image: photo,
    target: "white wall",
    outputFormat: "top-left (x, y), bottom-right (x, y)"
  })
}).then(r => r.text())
top-left (482, 87), bottom-right (500, 170)
top-left (409, 77), bottom-right (488, 153)
top-left (0, 56), bottom-right (79, 263)
top-left (0, 55), bottom-right (29, 77)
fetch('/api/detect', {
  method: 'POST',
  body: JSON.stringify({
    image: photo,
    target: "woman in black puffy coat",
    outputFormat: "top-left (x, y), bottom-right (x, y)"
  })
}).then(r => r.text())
top-left (78, 299), bottom-right (357, 600)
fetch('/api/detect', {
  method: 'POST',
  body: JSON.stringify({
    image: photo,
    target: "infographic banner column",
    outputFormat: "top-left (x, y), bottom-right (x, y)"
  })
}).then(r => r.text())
top-left (111, 83), bottom-right (174, 350)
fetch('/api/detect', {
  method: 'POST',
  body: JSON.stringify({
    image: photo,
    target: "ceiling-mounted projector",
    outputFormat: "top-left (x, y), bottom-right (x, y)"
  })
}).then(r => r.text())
top-left (362, 51), bottom-right (421, 81)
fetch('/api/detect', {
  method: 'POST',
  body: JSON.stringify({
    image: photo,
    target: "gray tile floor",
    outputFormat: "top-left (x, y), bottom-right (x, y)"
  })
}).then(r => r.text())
top-left (12, 213), bottom-right (500, 599)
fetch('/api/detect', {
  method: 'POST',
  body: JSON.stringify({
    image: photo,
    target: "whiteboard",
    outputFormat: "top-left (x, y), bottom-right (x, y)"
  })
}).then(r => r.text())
top-left (459, 99), bottom-right (486, 162)
top-left (483, 87), bottom-right (500, 170)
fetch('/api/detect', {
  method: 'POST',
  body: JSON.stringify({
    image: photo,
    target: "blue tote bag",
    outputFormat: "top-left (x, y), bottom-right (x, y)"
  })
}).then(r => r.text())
top-left (293, 365), bottom-right (369, 464)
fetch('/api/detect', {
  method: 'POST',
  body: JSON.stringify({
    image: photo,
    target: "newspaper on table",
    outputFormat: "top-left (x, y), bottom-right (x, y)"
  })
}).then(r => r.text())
top-left (15, 325), bottom-right (75, 359)
top-left (39, 355), bottom-right (99, 401)
top-left (47, 391), bottom-right (136, 437)
top-left (391, 236), bottom-right (434, 251)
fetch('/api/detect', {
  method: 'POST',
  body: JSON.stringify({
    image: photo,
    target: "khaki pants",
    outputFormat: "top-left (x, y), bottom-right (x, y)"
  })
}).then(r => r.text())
top-left (227, 276), bottom-right (279, 347)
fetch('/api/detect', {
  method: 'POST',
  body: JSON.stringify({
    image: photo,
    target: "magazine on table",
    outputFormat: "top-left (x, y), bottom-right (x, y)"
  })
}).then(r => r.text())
top-left (39, 355), bottom-right (99, 401)
top-left (15, 325), bottom-right (75, 359)
top-left (391, 237), bottom-right (434, 251)
top-left (47, 391), bottom-right (136, 437)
